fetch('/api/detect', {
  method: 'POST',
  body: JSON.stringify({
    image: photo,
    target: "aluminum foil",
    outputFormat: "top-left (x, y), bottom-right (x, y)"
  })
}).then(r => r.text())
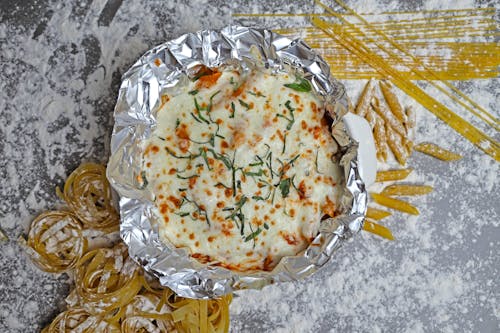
top-left (107, 26), bottom-right (367, 299)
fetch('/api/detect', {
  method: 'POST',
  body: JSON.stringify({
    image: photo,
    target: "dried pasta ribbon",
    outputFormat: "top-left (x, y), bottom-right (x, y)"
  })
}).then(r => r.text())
top-left (41, 307), bottom-right (120, 333)
top-left (58, 163), bottom-right (119, 231)
top-left (167, 291), bottom-right (232, 333)
top-left (414, 142), bottom-right (463, 161)
top-left (370, 192), bottom-right (420, 215)
top-left (121, 294), bottom-right (175, 332)
top-left (354, 79), bottom-right (375, 117)
top-left (362, 219), bottom-right (394, 240)
top-left (26, 210), bottom-right (87, 273)
top-left (381, 184), bottom-right (433, 196)
top-left (375, 168), bottom-right (413, 182)
top-left (74, 244), bottom-right (143, 316)
top-left (366, 207), bottom-right (392, 220)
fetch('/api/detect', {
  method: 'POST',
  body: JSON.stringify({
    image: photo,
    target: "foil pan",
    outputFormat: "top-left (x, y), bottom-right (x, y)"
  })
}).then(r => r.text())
top-left (107, 26), bottom-right (367, 299)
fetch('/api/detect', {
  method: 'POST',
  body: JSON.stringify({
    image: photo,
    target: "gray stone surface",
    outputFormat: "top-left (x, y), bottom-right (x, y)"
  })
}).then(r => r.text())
top-left (0, 0), bottom-right (498, 332)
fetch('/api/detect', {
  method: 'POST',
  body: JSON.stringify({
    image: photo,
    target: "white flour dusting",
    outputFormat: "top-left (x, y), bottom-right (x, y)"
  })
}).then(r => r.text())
top-left (0, 0), bottom-right (498, 332)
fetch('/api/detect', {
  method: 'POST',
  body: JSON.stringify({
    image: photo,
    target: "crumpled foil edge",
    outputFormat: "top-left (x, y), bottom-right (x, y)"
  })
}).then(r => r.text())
top-left (107, 25), bottom-right (367, 299)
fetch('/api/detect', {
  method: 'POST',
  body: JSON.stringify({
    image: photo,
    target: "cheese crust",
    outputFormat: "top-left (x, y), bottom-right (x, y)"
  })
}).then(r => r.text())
top-left (142, 66), bottom-right (343, 271)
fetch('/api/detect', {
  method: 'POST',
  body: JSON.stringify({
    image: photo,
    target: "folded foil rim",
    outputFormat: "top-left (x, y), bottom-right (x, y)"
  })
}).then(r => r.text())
top-left (107, 25), bottom-right (367, 299)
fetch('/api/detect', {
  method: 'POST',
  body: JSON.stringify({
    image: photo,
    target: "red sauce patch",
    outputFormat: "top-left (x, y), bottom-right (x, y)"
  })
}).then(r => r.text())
top-left (298, 180), bottom-right (307, 199)
top-left (168, 168), bottom-right (176, 175)
top-left (301, 120), bottom-right (307, 130)
top-left (196, 71), bottom-right (222, 89)
top-left (279, 231), bottom-right (299, 245)
top-left (167, 195), bottom-right (181, 208)
top-left (321, 196), bottom-right (336, 217)
top-left (192, 253), bottom-right (211, 263)
top-left (263, 255), bottom-right (273, 271)
top-left (208, 236), bottom-right (215, 242)
top-left (232, 83), bottom-right (245, 97)
top-left (154, 58), bottom-right (161, 67)
top-left (159, 203), bottom-right (168, 214)
top-left (189, 177), bottom-right (198, 189)
top-left (189, 233), bottom-right (195, 240)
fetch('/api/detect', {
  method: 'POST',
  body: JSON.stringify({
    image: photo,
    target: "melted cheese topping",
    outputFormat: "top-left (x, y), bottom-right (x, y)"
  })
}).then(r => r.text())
top-left (142, 66), bottom-right (343, 271)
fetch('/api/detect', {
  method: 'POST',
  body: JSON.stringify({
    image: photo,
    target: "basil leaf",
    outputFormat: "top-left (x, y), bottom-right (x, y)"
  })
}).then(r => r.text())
top-left (284, 77), bottom-right (311, 92)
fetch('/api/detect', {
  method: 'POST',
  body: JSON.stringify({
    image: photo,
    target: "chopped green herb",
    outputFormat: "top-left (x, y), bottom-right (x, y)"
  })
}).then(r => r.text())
top-left (199, 148), bottom-right (212, 170)
top-left (244, 227), bottom-right (262, 242)
top-left (178, 188), bottom-right (188, 192)
top-left (175, 118), bottom-right (180, 128)
top-left (279, 178), bottom-right (291, 198)
top-left (247, 90), bottom-right (266, 98)
top-left (193, 98), bottom-right (210, 124)
top-left (284, 76), bottom-right (312, 92)
top-left (165, 147), bottom-right (197, 159)
top-left (230, 101), bottom-right (236, 118)
top-left (215, 182), bottom-right (231, 189)
top-left (138, 171), bottom-right (148, 190)
top-left (249, 160), bottom-right (264, 167)
top-left (207, 149), bottom-right (232, 169)
top-left (190, 112), bottom-right (202, 123)
top-left (282, 133), bottom-right (287, 154)
top-left (175, 212), bottom-right (190, 217)
top-left (276, 100), bottom-right (295, 130)
top-left (238, 99), bottom-right (250, 109)
top-left (263, 223), bottom-right (269, 230)
top-left (176, 174), bottom-right (199, 180)
top-left (288, 154), bottom-right (300, 166)
top-left (188, 90), bottom-right (198, 95)
top-left (244, 169), bottom-right (264, 177)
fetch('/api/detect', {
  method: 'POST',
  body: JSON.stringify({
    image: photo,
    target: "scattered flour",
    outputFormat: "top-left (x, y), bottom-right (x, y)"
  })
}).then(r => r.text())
top-left (0, 0), bottom-right (498, 332)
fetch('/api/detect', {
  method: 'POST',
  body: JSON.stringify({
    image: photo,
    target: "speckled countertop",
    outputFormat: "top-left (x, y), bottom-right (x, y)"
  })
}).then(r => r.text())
top-left (0, 0), bottom-right (498, 332)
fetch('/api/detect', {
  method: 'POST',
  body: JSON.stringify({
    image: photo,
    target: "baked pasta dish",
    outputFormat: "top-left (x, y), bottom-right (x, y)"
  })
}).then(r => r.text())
top-left (141, 65), bottom-right (343, 271)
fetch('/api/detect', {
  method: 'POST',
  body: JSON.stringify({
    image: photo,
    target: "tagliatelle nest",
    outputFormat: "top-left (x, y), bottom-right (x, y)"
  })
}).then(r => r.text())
top-left (25, 163), bottom-right (232, 333)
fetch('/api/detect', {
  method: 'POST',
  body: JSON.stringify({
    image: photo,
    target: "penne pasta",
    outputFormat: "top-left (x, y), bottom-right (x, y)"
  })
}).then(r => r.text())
top-left (362, 219), bottom-right (394, 240)
top-left (354, 79), bottom-right (376, 117)
top-left (385, 123), bottom-right (408, 165)
top-left (375, 168), bottom-right (413, 182)
top-left (371, 96), bottom-right (406, 137)
top-left (414, 142), bottom-right (463, 161)
top-left (370, 192), bottom-right (420, 215)
top-left (381, 184), bottom-right (433, 196)
top-left (373, 113), bottom-right (388, 161)
top-left (380, 80), bottom-right (406, 123)
top-left (366, 207), bottom-right (392, 220)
